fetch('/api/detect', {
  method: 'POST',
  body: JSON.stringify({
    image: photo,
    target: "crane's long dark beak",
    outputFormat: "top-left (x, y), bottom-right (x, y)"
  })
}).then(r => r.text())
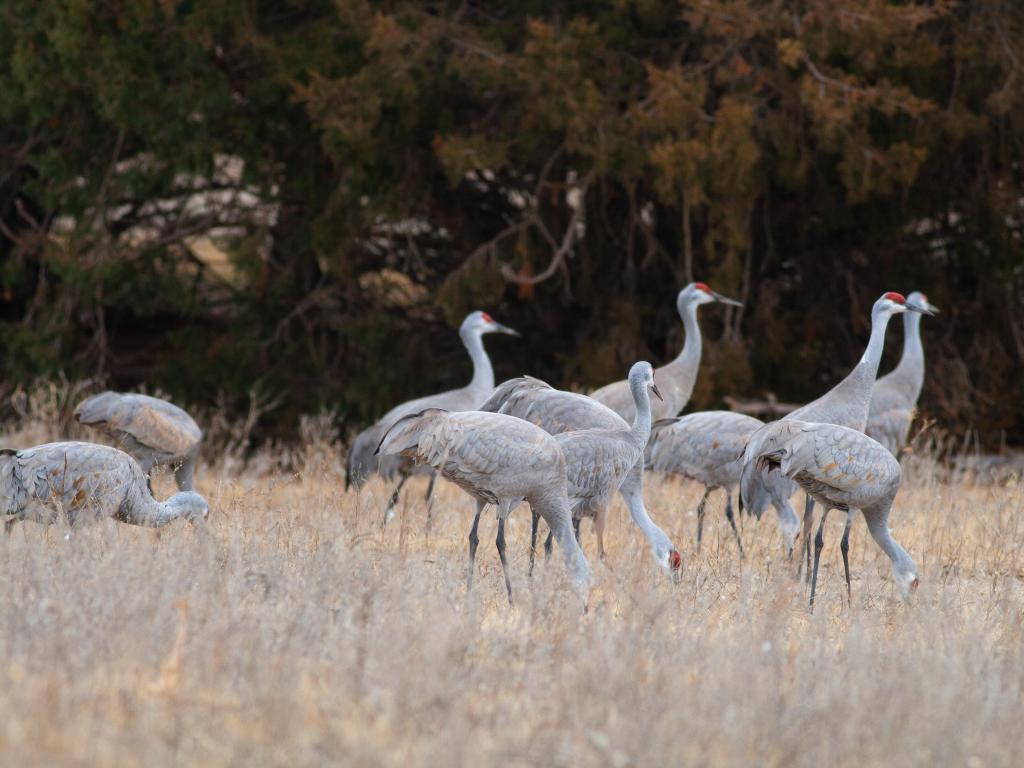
top-left (712, 291), bottom-right (743, 307)
top-left (650, 382), bottom-right (664, 402)
top-left (905, 300), bottom-right (936, 316)
top-left (492, 322), bottom-right (520, 337)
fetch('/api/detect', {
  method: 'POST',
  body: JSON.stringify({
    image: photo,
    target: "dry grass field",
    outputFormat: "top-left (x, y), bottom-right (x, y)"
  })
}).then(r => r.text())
top-left (1, 390), bottom-right (1023, 766)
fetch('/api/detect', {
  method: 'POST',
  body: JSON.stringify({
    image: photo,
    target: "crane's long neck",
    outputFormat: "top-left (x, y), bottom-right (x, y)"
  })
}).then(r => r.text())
top-left (534, 489), bottom-right (592, 591)
top-left (628, 377), bottom-right (653, 447)
top-left (463, 329), bottom-right (495, 399)
top-left (890, 311), bottom-right (925, 394)
top-left (619, 468), bottom-right (675, 560)
top-left (833, 307), bottom-right (895, 422)
top-left (127, 492), bottom-right (187, 528)
top-left (863, 502), bottom-right (916, 585)
top-left (660, 302), bottom-right (701, 414)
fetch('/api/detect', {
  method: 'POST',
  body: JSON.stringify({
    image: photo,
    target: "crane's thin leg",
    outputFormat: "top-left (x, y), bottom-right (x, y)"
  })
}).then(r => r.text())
top-left (4, 517), bottom-right (17, 535)
top-left (724, 492), bottom-right (744, 557)
top-left (529, 510), bottom-right (540, 577)
top-left (423, 472), bottom-right (437, 532)
top-left (383, 475), bottom-right (408, 526)
top-left (840, 512), bottom-right (854, 602)
top-left (809, 507), bottom-right (831, 609)
top-left (695, 488), bottom-right (711, 549)
top-left (543, 530), bottom-right (554, 562)
top-left (594, 507), bottom-right (608, 563)
top-left (467, 501), bottom-right (484, 592)
top-left (573, 517), bottom-right (581, 544)
top-left (496, 516), bottom-right (513, 606)
top-left (800, 495), bottom-right (815, 582)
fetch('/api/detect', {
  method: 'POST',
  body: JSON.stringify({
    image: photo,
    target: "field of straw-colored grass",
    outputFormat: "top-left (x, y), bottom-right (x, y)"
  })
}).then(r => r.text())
top-left (1, 392), bottom-right (1023, 767)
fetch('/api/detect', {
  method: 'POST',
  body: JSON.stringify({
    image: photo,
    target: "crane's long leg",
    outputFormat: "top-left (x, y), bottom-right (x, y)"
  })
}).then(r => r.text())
top-left (467, 500), bottom-right (485, 592)
top-left (383, 475), bottom-right (409, 526)
top-left (809, 506), bottom-right (831, 608)
top-left (840, 511), bottom-right (854, 602)
top-left (724, 491), bottom-right (744, 557)
top-left (529, 510), bottom-right (540, 576)
top-left (4, 517), bottom-right (18, 535)
top-left (695, 487), bottom-right (711, 549)
top-left (800, 495), bottom-right (815, 581)
top-left (496, 515), bottom-right (513, 606)
top-left (423, 472), bottom-right (437, 532)
top-left (573, 517), bottom-right (581, 543)
top-left (594, 507), bottom-right (608, 563)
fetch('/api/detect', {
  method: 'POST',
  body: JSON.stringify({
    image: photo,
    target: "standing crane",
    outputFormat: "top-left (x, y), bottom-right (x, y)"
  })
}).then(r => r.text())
top-left (752, 420), bottom-right (918, 604)
top-left (375, 409), bottom-right (591, 605)
top-left (74, 392), bottom-right (202, 491)
top-left (589, 282), bottom-right (742, 422)
top-left (646, 411), bottom-right (801, 556)
top-left (1, 442), bottom-right (210, 530)
top-left (346, 311), bottom-right (519, 520)
top-left (741, 292), bottom-right (934, 577)
top-left (867, 291), bottom-right (939, 455)
top-left (479, 374), bottom-right (682, 579)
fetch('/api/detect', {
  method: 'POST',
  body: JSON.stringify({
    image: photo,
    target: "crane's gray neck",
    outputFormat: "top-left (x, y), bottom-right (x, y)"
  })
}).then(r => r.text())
top-left (841, 307), bottom-right (896, 409)
top-left (619, 469), bottom-right (675, 561)
top-left (864, 504), bottom-right (917, 585)
top-left (462, 327), bottom-right (494, 398)
top-left (534, 489), bottom-right (592, 589)
top-left (889, 311), bottom-right (925, 393)
top-left (628, 376), bottom-right (653, 446)
top-left (129, 492), bottom-right (188, 528)
top-left (661, 302), bottom-right (701, 413)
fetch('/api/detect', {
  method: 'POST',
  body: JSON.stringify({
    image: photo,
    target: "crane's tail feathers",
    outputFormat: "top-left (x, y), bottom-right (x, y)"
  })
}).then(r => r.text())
top-left (375, 408), bottom-right (449, 457)
top-left (478, 376), bottom-right (552, 413)
top-left (651, 417), bottom-right (680, 430)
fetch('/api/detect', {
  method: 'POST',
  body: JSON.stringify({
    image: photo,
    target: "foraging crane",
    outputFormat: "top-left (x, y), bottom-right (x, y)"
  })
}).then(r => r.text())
top-left (346, 311), bottom-right (519, 518)
top-left (589, 282), bottom-right (742, 422)
top-left (480, 373), bottom-right (682, 579)
top-left (741, 292), bottom-right (934, 574)
top-left (866, 291), bottom-right (940, 456)
top-left (646, 411), bottom-right (801, 555)
top-left (1, 442), bottom-right (210, 530)
top-left (74, 392), bottom-right (202, 490)
top-left (375, 409), bottom-right (591, 604)
top-left (753, 420), bottom-right (918, 604)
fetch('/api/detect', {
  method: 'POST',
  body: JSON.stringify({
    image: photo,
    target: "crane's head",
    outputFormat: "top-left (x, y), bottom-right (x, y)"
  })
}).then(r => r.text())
top-left (907, 291), bottom-right (940, 315)
top-left (462, 310), bottom-right (520, 338)
top-left (894, 564), bottom-right (920, 602)
top-left (677, 282), bottom-right (743, 316)
top-left (628, 360), bottom-right (663, 402)
top-left (874, 292), bottom-right (936, 318)
top-left (652, 542), bottom-right (683, 582)
top-left (166, 491), bottom-right (210, 524)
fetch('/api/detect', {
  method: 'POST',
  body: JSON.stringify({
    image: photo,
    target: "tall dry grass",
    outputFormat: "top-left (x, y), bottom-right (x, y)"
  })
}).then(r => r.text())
top-left (0, 385), bottom-right (1022, 766)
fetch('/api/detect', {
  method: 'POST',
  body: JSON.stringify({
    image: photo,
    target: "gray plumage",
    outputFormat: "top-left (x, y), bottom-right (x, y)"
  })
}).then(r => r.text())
top-left (345, 310), bottom-right (518, 493)
top-left (867, 291), bottom-right (939, 455)
top-left (753, 420), bottom-right (917, 603)
top-left (0, 442), bottom-right (209, 529)
top-left (740, 292), bottom-right (934, 564)
top-left (480, 373), bottom-right (682, 577)
top-left (646, 411), bottom-right (800, 553)
top-left (589, 282), bottom-right (741, 423)
top-left (375, 409), bottom-right (590, 602)
top-left (74, 392), bottom-right (202, 490)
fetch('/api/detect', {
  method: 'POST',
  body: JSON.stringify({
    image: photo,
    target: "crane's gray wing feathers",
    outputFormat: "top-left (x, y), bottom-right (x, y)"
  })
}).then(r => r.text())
top-left (556, 431), bottom-right (637, 504)
top-left (75, 392), bottom-right (201, 459)
top-left (485, 377), bottom-right (626, 435)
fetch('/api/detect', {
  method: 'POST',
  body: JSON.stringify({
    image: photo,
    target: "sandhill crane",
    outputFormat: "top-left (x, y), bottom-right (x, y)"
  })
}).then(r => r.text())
top-left (480, 374), bottom-right (682, 579)
top-left (375, 409), bottom-right (590, 604)
top-left (867, 291), bottom-right (940, 456)
top-left (1, 442), bottom-right (210, 530)
top-left (741, 292), bottom-right (934, 575)
top-left (589, 282), bottom-right (742, 422)
top-left (646, 411), bottom-right (801, 556)
top-left (753, 420), bottom-right (918, 604)
top-left (346, 311), bottom-right (518, 519)
top-left (74, 392), bottom-right (202, 490)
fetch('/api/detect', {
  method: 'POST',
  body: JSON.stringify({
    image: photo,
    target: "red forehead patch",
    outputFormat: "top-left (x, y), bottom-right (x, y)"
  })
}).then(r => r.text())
top-left (694, 282), bottom-right (711, 293)
top-left (481, 312), bottom-right (493, 323)
top-left (670, 550), bottom-right (682, 570)
top-left (884, 292), bottom-right (906, 304)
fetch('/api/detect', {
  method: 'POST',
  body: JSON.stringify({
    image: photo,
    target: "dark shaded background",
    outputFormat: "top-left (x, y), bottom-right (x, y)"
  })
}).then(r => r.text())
top-left (1, 1), bottom-right (1021, 446)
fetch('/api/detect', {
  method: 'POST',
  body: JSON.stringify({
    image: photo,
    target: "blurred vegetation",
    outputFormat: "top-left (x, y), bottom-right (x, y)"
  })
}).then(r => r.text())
top-left (1, 1), bottom-right (1022, 446)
